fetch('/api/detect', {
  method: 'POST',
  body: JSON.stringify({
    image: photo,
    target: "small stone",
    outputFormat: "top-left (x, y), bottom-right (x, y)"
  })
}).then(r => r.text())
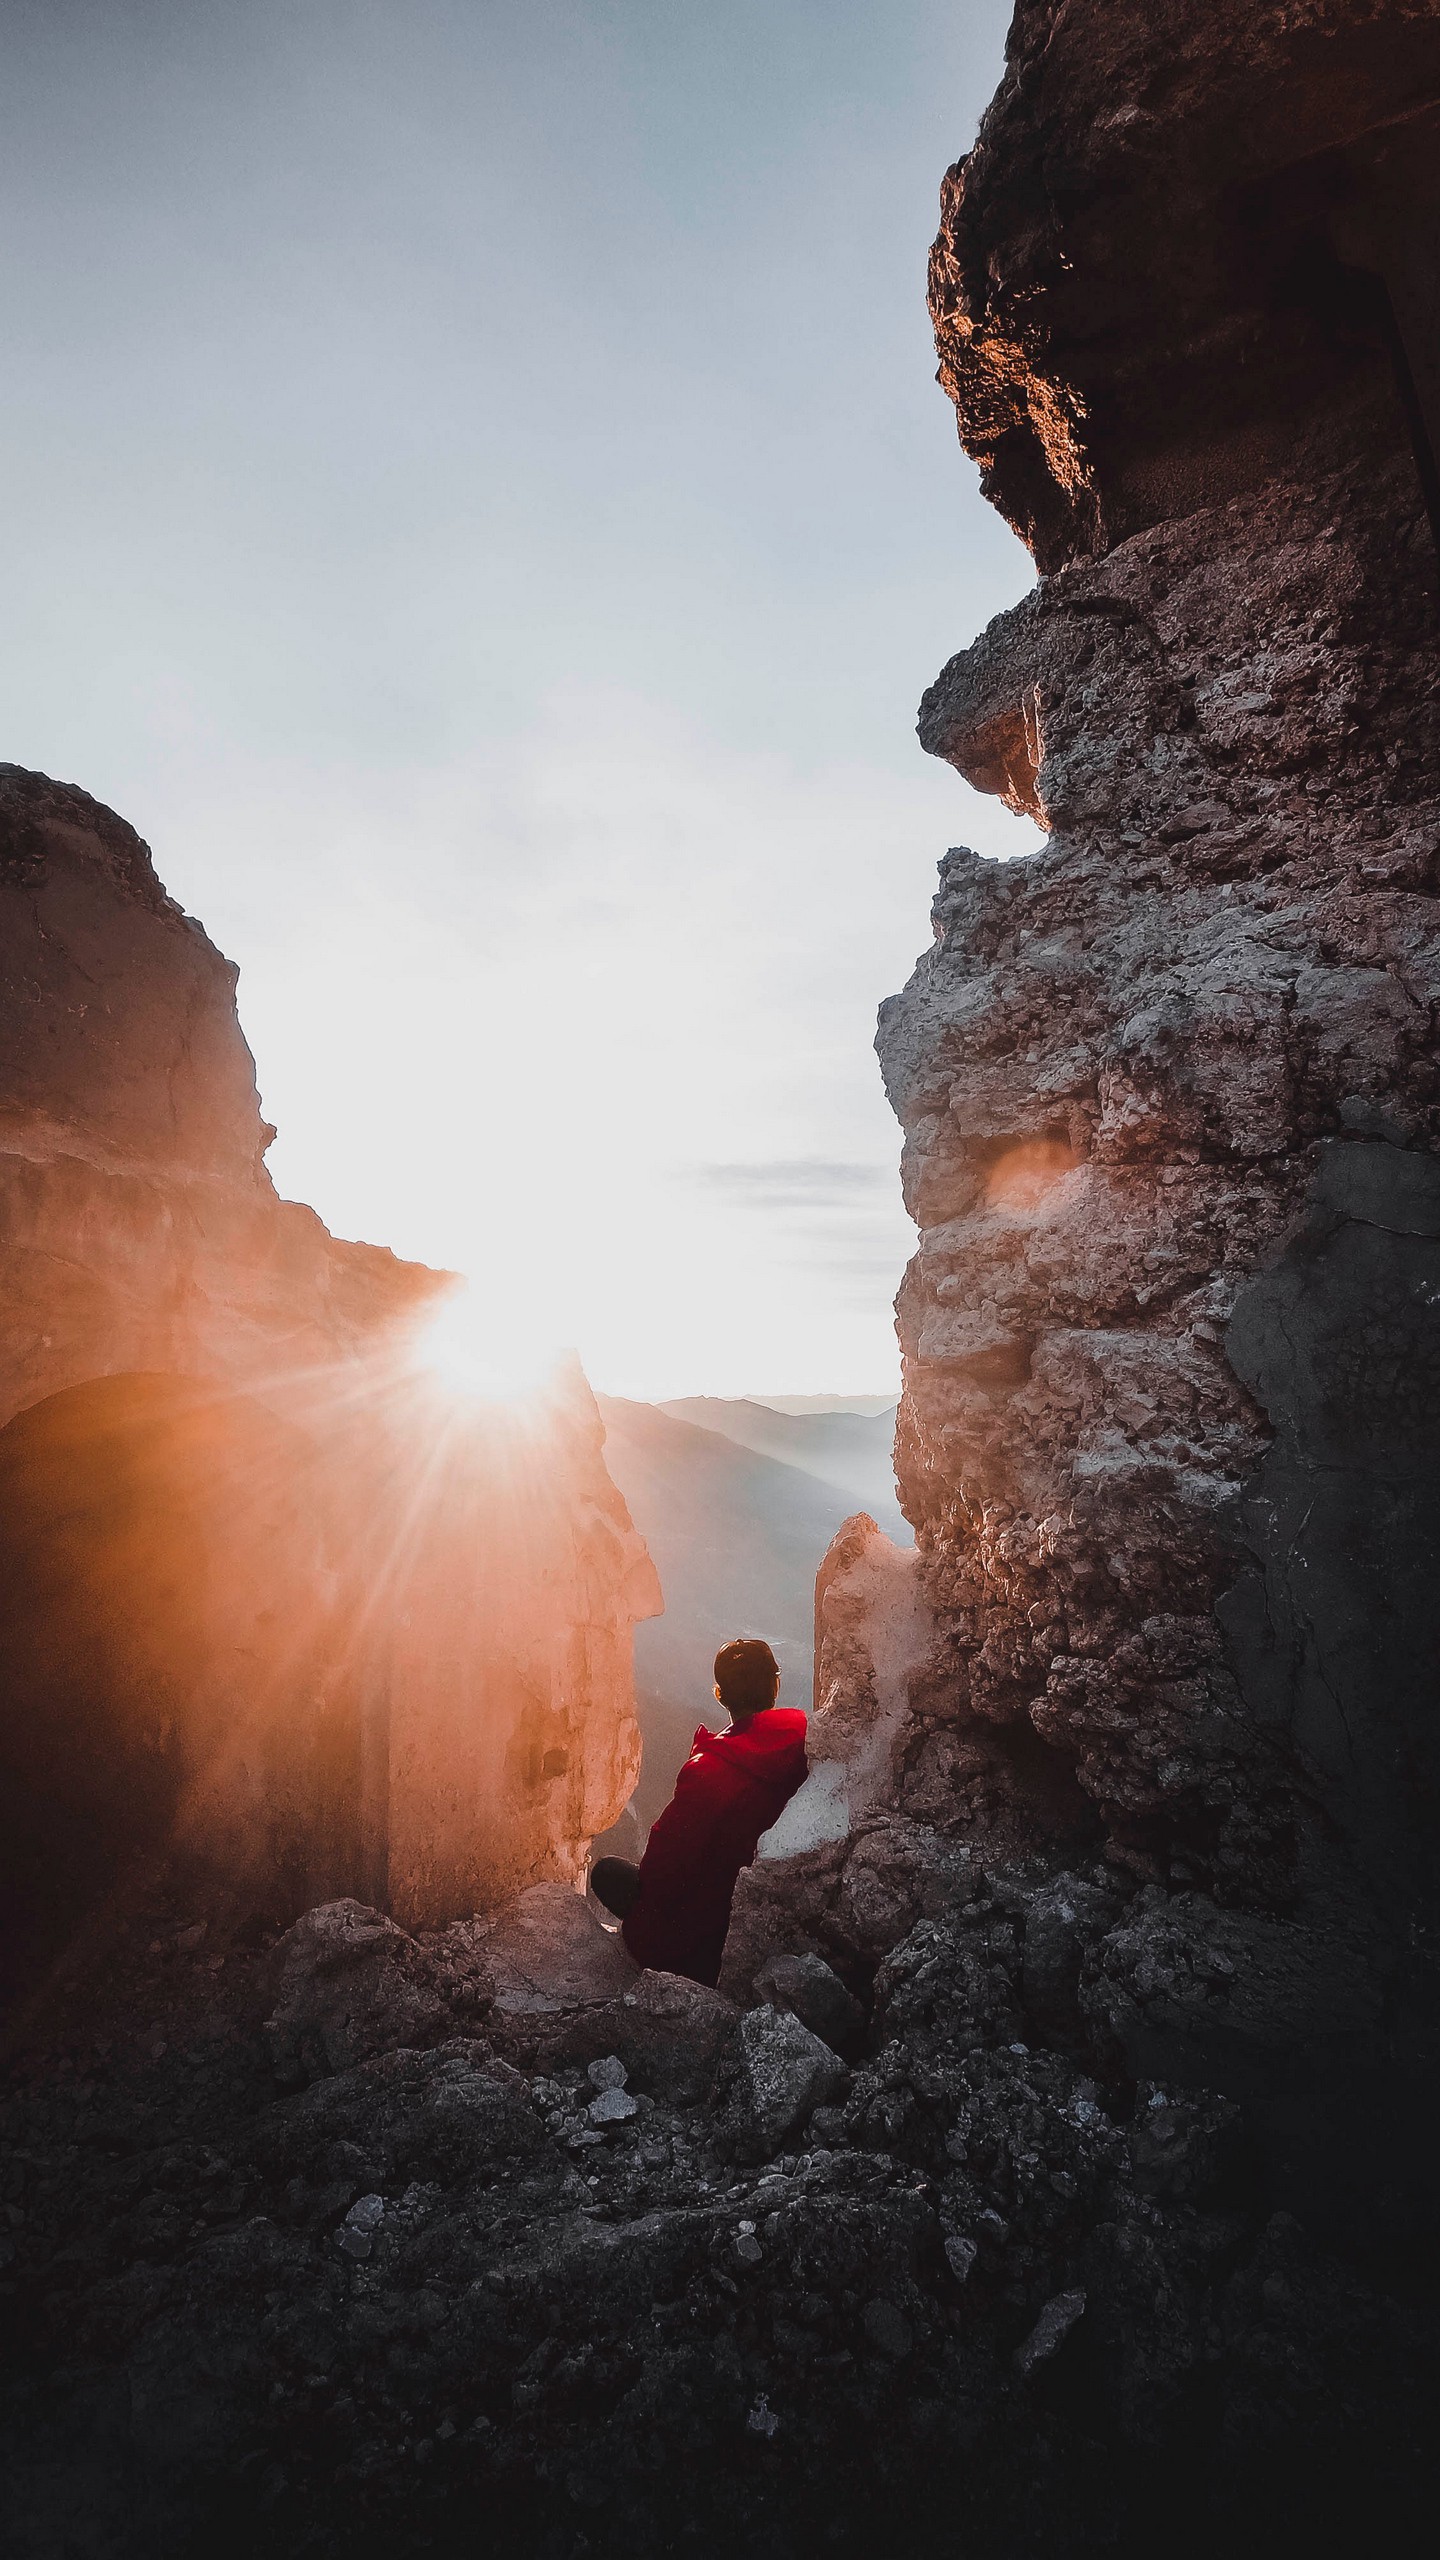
top-left (334, 2226), bottom-right (372, 2261)
top-left (587, 2055), bottom-right (629, 2091)
top-left (746, 2394), bottom-right (780, 2438)
top-left (346, 2193), bottom-right (385, 2234)
top-left (944, 2234), bottom-right (978, 2284)
top-left (862, 2298), bottom-right (914, 2360)
top-left (1013, 2287), bottom-right (1086, 2376)
top-left (733, 2231), bottom-right (764, 2268)
top-left (587, 2086), bottom-right (639, 2124)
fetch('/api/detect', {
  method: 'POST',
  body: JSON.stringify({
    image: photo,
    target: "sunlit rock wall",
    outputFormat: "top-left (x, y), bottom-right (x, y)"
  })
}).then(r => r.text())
top-left (0, 766), bottom-right (657, 1999)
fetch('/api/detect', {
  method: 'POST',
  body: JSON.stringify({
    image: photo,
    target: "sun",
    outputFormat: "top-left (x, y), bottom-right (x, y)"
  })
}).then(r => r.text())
top-left (409, 1282), bottom-right (557, 1404)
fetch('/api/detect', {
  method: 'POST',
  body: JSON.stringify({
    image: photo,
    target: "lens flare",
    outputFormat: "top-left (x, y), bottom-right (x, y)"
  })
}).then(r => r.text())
top-left (410, 1283), bottom-right (556, 1403)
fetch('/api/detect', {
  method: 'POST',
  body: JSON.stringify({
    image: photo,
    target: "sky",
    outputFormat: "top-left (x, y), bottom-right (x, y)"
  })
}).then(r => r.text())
top-left (0, 0), bottom-right (1038, 1399)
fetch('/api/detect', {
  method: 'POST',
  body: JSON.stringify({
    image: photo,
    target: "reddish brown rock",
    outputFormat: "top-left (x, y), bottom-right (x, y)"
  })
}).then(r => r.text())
top-left (0, 767), bottom-right (659, 2005)
top-left (928, 0), bottom-right (1440, 573)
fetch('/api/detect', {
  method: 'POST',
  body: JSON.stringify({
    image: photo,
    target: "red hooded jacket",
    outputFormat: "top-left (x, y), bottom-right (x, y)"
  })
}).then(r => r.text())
top-left (622, 1707), bottom-right (809, 1988)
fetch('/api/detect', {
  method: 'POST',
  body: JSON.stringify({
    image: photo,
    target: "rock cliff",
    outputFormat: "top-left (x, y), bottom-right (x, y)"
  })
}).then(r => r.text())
top-left (3, 9), bottom-right (1439, 2555)
top-left (0, 765), bottom-right (657, 2003)
top-left (870, 0), bottom-right (1440, 2243)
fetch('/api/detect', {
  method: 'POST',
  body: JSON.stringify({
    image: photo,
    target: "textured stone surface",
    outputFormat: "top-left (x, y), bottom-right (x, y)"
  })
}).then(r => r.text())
top-left (475, 1881), bottom-right (640, 2023)
top-left (522, 1967), bottom-right (740, 2104)
top-left (260, 1902), bottom-right (460, 2090)
top-left (5, 8), bottom-right (1439, 2550)
top-left (928, 0), bottom-right (1440, 571)
top-left (1, 1872), bottom-right (1429, 2559)
top-left (751, 1951), bottom-right (866, 2059)
top-left (878, 458), bottom-right (1440, 1979)
top-left (858, 0), bottom-right (1440, 2248)
top-left (721, 2004), bottom-right (850, 2158)
top-left (0, 767), bottom-right (659, 1994)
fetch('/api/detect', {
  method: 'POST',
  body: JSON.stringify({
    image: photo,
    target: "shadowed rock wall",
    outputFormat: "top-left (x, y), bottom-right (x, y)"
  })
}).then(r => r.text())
top-left (719, 1), bottom-right (1440, 2248)
top-left (0, 767), bottom-right (658, 2003)
top-left (872, 0), bottom-right (1440, 2223)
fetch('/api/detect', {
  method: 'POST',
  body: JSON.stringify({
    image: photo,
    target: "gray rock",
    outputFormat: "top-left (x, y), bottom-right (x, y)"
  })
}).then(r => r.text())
top-left (587, 2086), bottom-right (639, 2125)
top-left (480, 1882), bottom-right (639, 2021)
top-left (944, 2234), bottom-right (978, 2284)
top-left (728, 2005), bottom-right (849, 2158)
top-left (262, 1900), bottom-right (455, 2088)
top-left (587, 2055), bottom-right (629, 2090)
top-left (255, 2043), bottom-right (543, 2184)
top-left (752, 1951), bottom-right (866, 2060)
top-left (1014, 2288), bottom-right (1086, 2377)
top-left (333, 2191), bottom-right (384, 2260)
top-left (523, 1966), bottom-right (739, 2103)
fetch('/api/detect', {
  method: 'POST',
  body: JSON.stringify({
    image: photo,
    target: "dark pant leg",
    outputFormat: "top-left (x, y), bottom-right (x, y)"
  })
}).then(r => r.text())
top-left (590, 1855), bottom-right (642, 1920)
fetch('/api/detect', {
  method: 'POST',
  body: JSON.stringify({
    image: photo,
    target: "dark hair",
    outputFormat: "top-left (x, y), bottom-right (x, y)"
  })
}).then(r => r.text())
top-left (714, 1636), bottom-right (780, 1715)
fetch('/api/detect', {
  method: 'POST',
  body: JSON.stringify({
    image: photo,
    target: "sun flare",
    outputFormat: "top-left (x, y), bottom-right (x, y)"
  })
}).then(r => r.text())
top-left (410, 1283), bottom-right (557, 1404)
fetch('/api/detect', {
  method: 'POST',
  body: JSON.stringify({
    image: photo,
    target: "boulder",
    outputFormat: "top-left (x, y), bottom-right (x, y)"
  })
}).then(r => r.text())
top-left (724, 2004), bottom-right (849, 2159)
top-left (479, 1881), bottom-right (640, 2027)
top-left (251, 2040), bottom-right (543, 2185)
top-left (527, 1968), bottom-right (740, 2103)
top-left (261, 1899), bottom-right (456, 2088)
top-left (751, 1951), bottom-right (866, 2061)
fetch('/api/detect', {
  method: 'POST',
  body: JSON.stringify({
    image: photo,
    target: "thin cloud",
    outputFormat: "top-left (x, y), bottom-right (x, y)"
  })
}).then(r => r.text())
top-left (688, 1160), bottom-right (892, 1204)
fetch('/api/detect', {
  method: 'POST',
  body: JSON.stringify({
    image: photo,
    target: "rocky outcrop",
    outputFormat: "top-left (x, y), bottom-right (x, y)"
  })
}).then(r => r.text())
top-left (928, 0), bottom-right (1440, 572)
top-left (697, 0), bottom-right (1440, 2270)
top-left (4, 10), bottom-right (1438, 2550)
top-left (863, 0), bottom-right (1440, 2239)
top-left (0, 767), bottom-right (658, 2002)
top-left (0, 763), bottom-right (425, 1417)
top-left (1, 1863), bottom-right (1427, 2560)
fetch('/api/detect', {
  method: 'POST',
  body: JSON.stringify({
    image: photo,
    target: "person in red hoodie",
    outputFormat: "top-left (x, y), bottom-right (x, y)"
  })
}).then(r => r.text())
top-left (590, 1637), bottom-right (808, 1988)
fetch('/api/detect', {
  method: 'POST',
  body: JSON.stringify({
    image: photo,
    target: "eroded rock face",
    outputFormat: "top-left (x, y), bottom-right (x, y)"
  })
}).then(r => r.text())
top-left (715, 4), bottom-right (1440, 2251)
top-left (928, 0), bottom-right (1440, 572)
top-left (0, 768), bottom-right (659, 1992)
top-left (0, 764), bottom-right (425, 1416)
top-left (863, 0), bottom-right (1440, 2233)
top-left (881, 461), bottom-right (1440, 1952)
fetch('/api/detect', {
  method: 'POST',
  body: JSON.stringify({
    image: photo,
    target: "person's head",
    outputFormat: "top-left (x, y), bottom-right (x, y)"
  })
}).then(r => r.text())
top-left (713, 1636), bottom-right (780, 1726)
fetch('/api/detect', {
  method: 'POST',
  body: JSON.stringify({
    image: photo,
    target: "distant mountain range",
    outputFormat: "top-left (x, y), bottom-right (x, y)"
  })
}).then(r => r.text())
top-left (740, 1394), bottom-right (897, 1417)
top-left (659, 1397), bottom-right (904, 1526)
top-left (595, 1394), bottom-right (905, 1840)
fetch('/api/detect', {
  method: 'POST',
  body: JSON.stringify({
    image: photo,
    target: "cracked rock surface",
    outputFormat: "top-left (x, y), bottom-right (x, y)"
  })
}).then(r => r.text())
top-left (1, 1879), bottom-right (1432, 2559)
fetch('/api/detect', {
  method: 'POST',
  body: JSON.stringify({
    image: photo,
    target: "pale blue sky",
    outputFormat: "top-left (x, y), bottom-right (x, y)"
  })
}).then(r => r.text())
top-left (1, 0), bottom-right (1035, 1395)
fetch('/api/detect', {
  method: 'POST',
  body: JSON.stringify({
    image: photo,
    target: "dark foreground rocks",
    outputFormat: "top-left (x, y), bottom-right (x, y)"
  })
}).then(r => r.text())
top-left (1, 1879), bottom-right (1434, 2560)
